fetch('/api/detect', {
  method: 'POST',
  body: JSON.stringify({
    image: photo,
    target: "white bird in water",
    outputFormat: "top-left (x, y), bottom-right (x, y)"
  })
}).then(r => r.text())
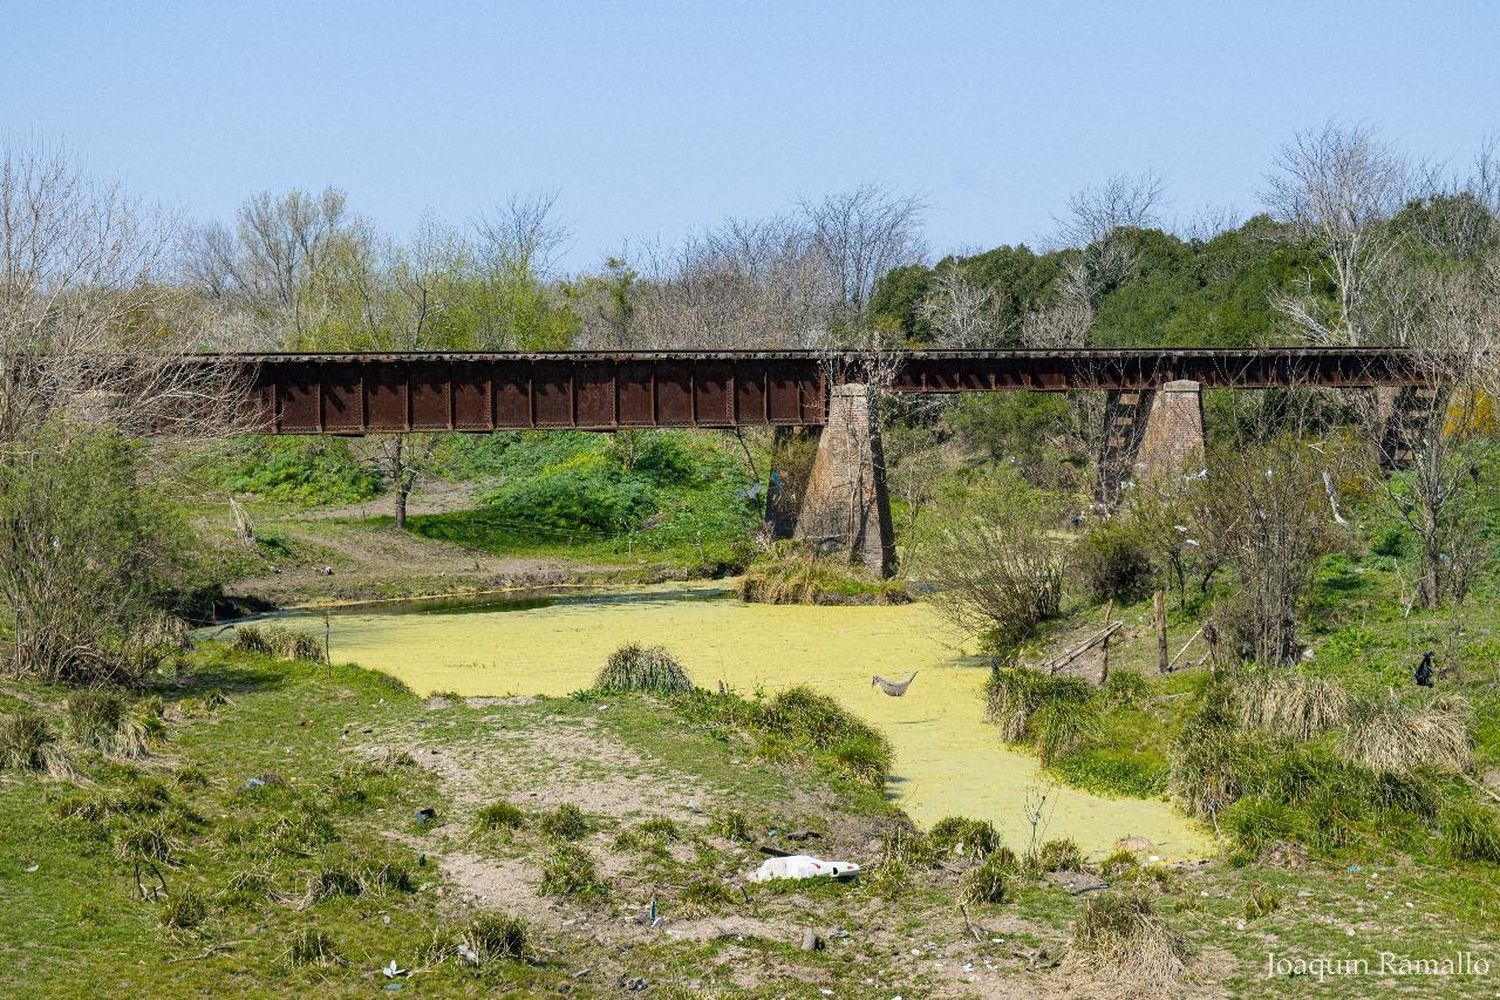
top-left (871, 672), bottom-right (918, 697)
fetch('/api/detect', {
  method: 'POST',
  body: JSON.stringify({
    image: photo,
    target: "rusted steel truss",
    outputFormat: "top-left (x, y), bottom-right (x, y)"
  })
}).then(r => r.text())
top-left (214, 348), bottom-right (1428, 434)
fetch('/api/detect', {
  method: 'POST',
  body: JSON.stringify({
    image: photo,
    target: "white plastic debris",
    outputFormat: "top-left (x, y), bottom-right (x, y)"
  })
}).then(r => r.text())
top-left (747, 854), bottom-right (860, 882)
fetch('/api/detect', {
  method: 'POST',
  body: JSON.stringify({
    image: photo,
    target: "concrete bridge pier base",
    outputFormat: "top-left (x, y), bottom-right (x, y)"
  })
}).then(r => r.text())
top-left (1135, 379), bottom-right (1205, 484)
top-left (764, 384), bottom-right (895, 577)
top-left (1097, 379), bottom-right (1204, 505)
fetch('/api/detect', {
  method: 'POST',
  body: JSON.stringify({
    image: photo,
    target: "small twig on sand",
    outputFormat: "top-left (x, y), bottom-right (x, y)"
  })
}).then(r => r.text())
top-left (169, 941), bottom-right (242, 963)
top-left (959, 903), bottom-right (984, 942)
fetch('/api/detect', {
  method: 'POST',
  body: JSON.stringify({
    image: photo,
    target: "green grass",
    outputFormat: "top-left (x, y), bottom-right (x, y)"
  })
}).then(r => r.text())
top-left (739, 541), bottom-right (910, 605)
top-left (6, 639), bottom-right (1500, 997)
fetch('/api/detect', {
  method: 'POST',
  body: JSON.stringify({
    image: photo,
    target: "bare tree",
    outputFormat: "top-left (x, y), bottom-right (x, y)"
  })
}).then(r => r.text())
top-left (1052, 171), bottom-right (1164, 308)
top-left (798, 183), bottom-right (927, 332)
top-left (474, 191), bottom-right (571, 280)
top-left (1263, 122), bottom-right (1410, 345)
top-left (1362, 258), bottom-right (1498, 608)
top-left (1, 138), bottom-right (238, 449)
top-left (1176, 204), bottom-right (1244, 243)
top-left (318, 220), bottom-right (467, 528)
top-left (1194, 436), bottom-right (1346, 665)
top-left (919, 267), bottom-right (1015, 347)
top-left (185, 186), bottom-right (352, 347)
top-left (0, 138), bottom-right (239, 682)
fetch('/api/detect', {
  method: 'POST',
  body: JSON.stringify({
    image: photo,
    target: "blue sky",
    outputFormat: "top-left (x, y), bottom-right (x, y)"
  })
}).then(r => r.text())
top-left (3, 1), bottom-right (1497, 271)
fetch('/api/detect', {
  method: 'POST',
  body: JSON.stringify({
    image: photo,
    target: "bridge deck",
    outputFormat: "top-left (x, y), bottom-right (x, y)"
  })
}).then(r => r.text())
top-left (217, 348), bottom-right (1426, 433)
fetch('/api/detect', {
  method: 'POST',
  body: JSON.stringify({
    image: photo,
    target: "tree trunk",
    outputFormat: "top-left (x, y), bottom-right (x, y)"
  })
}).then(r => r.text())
top-left (392, 435), bottom-right (408, 531)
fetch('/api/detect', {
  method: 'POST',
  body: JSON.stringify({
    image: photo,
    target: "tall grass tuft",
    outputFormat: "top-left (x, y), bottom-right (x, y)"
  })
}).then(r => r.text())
top-left (474, 800), bottom-right (527, 834)
top-left (1168, 682), bottom-right (1251, 822)
top-left (66, 690), bottom-right (153, 759)
top-left (160, 889), bottom-right (208, 929)
top-left (458, 913), bottom-right (530, 965)
top-left (1340, 691), bottom-right (1472, 775)
top-left (1440, 802), bottom-right (1500, 863)
top-left (962, 850), bottom-right (1015, 904)
top-left (67, 690), bottom-right (125, 750)
top-left (1234, 670), bottom-right (1351, 740)
top-left (594, 643), bottom-right (694, 695)
top-left (0, 710), bottom-right (71, 777)
top-left (929, 816), bottom-right (1001, 859)
top-left (286, 927), bottom-right (340, 967)
top-left (538, 842), bottom-right (609, 900)
top-left (1067, 890), bottom-right (1190, 989)
top-left (986, 666), bottom-right (1098, 764)
top-left (537, 803), bottom-right (588, 841)
top-left (740, 541), bottom-right (909, 605)
top-left (755, 685), bottom-right (893, 787)
top-left (231, 625), bottom-right (274, 655)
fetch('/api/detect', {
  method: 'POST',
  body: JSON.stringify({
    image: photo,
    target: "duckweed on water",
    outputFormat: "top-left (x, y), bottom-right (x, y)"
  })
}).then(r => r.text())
top-left (273, 583), bottom-right (1211, 857)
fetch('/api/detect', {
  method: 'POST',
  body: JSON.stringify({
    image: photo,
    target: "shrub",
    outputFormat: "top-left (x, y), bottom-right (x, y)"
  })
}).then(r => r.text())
top-left (0, 710), bottom-right (70, 776)
top-left (1073, 522), bottom-right (1153, 603)
top-left (1340, 691), bottom-right (1472, 775)
top-left (962, 852), bottom-right (1012, 904)
top-left (915, 472), bottom-right (1068, 647)
top-left (538, 843), bottom-right (608, 900)
top-left (1100, 850), bottom-right (1139, 877)
top-left (481, 453), bottom-right (657, 534)
top-left (1197, 439), bottom-right (1341, 666)
top-left (1037, 837), bottom-right (1085, 873)
top-left (208, 437), bottom-right (380, 507)
top-left (474, 800), bottom-right (527, 834)
top-left (1440, 802), bottom-right (1500, 863)
top-left (594, 644), bottom-right (694, 695)
top-left (1067, 890), bottom-right (1190, 988)
top-left (1234, 670), bottom-right (1351, 741)
top-left (458, 912), bottom-right (530, 964)
top-left (928, 816), bottom-right (1002, 859)
top-left (0, 427), bottom-right (196, 684)
top-left (537, 803), bottom-right (588, 841)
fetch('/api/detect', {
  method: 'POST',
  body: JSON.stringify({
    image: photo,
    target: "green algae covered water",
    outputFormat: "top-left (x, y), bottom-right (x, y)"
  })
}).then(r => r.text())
top-left (263, 582), bottom-right (1211, 858)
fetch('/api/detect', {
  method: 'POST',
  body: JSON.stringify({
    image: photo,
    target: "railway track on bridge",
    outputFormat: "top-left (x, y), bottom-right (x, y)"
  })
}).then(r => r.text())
top-left (210, 347), bottom-right (1429, 434)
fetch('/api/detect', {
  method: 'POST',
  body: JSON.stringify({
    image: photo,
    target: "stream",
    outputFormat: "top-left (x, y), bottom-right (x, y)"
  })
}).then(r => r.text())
top-left (249, 582), bottom-right (1211, 858)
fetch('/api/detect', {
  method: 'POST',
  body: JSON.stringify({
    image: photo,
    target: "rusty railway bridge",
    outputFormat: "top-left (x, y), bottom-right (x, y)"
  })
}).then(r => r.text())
top-left (222, 347), bottom-right (1424, 434)
top-left (213, 347), bottom-right (1438, 576)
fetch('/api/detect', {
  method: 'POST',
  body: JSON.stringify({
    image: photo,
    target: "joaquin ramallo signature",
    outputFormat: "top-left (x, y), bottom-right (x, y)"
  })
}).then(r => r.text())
top-left (1265, 951), bottom-right (1491, 981)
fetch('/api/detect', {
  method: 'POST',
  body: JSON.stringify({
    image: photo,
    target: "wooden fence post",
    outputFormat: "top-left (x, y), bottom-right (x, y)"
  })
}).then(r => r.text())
top-left (1154, 590), bottom-right (1168, 674)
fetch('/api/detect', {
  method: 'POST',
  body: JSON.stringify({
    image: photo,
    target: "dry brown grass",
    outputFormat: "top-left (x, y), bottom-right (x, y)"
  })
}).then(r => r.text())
top-left (1340, 690), bottom-right (1472, 774)
top-left (1234, 670), bottom-right (1351, 741)
top-left (1066, 889), bottom-right (1190, 993)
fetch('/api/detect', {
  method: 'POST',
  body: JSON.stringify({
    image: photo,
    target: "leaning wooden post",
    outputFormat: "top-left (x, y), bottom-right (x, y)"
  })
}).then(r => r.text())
top-left (1100, 599), bottom-right (1113, 685)
top-left (1154, 590), bottom-right (1169, 674)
